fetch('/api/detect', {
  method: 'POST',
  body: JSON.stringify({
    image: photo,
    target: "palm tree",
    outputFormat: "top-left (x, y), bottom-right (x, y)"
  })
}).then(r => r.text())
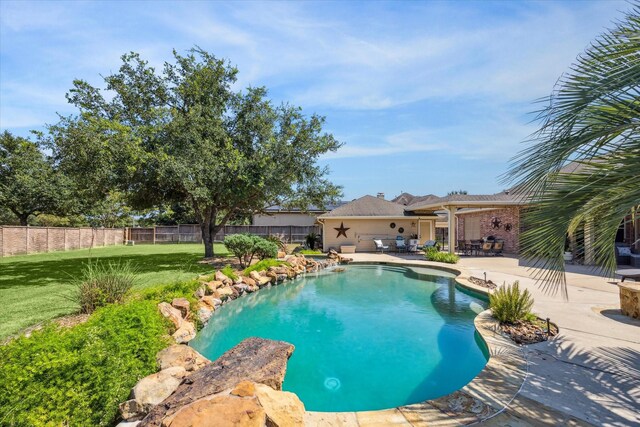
top-left (505, 5), bottom-right (640, 297)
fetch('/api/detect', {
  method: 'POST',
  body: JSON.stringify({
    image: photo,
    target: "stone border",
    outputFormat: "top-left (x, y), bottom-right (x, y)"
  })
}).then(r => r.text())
top-left (305, 261), bottom-right (529, 426)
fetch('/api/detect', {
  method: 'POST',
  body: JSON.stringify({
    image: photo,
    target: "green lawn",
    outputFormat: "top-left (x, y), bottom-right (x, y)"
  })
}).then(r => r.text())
top-left (0, 243), bottom-right (229, 339)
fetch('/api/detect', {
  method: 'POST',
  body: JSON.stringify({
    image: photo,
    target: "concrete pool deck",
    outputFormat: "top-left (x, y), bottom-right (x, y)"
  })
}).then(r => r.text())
top-left (307, 253), bottom-right (640, 426)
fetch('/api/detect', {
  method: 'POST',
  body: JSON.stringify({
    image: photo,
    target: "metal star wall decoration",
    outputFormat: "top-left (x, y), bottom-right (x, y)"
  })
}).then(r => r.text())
top-left (334, 222), bottom-right (350, 238)
top-left (491, 217), bottom-right (502, 229)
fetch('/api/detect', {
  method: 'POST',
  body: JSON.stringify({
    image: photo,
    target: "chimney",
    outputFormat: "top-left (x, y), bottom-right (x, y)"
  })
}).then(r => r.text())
top-left (377, 192), bottom-right (385, 199)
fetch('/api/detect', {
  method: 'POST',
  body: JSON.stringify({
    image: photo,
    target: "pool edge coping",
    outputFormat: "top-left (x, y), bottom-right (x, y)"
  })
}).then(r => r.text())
top-left (304, 260), bottom-right (529, 426)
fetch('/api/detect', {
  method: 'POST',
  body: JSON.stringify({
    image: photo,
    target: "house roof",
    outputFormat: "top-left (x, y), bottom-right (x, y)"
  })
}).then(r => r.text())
top-left (392, 192), bottom-right (439, 206)
top-left (406, 191), bottom-right (526, 212)
top-left (263, 202), bottom-right (347, 213)
top-left (318, 195), bottom-right (410, 218)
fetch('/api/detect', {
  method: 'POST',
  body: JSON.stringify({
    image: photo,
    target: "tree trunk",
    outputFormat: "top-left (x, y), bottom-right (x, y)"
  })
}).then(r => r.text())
top-left (18, 213), bottom-right (29, 226)
top-left (200, 219), bottom-right (215, 258)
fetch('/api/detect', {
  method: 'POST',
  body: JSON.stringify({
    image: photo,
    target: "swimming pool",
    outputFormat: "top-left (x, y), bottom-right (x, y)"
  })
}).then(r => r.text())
top-left (190, 264), bottom-right (489, 412)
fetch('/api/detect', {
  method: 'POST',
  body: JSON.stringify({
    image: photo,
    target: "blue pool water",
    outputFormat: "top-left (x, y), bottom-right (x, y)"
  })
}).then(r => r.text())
top-left (190, 264), bottom-right (489, 412)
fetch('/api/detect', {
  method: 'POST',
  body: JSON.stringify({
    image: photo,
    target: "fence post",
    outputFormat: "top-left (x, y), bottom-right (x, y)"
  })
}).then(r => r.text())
top-left (178, 225), bottom-right (181, 244)
top-left (289, 226), bottom-right (292, 243)
top-left (153, 226), bottom-right (156, 245)
top-left (46, 227), bottom-right (50, 253)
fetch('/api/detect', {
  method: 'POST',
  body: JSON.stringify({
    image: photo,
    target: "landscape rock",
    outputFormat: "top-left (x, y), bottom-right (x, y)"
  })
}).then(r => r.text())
top-left (231, 380), bottom-right (257, 398)
top-left (156, 345), bottom-right (210, 372)
top-left (215, 285), bottom-right (235, 300)
top-left (158, 302), bottom-right (183, 329)
top-left (171, 298), bottom-right (190, 319)
top-left (205, 280), bottom-right (224, 293)
top-left (139, 337), bottom-right (295, 426)
top-left (196, 306), bottom-right (213, 324)
top-left (233, 283), bottom-right (250, 294)
top-left (172, 321), bottom-right (196, 344)
top-left (215, 271), bottom-right (232, 285)
top-left (120, 367), bottom-right (187, 420)
top-left (193, 287), bottom-right (205, 299)
top-left (162, 394), bottom-right (265, 427)
top-left (242, 276), bottom-right (257, 287)
top-left (254, 382), bottom-right (305, 427)
top-left (249, 271), bottom-right (263, 282)
top-left (115, 421), bottom-right (141, 427)
top-left (201, 295), bottom-right (222, 309)
top-left (277, 250), bottom-right (287, 259)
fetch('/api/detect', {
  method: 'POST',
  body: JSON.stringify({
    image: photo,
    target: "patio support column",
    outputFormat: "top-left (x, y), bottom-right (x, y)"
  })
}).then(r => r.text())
top-left (447, 206), bottom-right (456, 254)
top-left (584, 218), bottom-right (595, 265)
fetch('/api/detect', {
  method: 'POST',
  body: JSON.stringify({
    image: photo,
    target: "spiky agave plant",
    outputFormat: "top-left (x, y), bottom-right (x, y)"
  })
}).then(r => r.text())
top-left (489, 281), bottom-right (535, 324)
top-left (504, 5), bottom-right (640, 298)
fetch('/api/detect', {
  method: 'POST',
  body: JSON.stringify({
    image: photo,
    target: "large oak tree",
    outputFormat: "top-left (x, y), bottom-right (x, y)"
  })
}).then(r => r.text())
top-left (0, 131), bottom-right (74, 225)
top-left (49, 49), bottom-right (343, 257)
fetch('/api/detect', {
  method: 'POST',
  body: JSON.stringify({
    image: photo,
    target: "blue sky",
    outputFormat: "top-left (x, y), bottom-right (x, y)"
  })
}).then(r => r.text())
top-left (0, 0), bottom-right (628, 199)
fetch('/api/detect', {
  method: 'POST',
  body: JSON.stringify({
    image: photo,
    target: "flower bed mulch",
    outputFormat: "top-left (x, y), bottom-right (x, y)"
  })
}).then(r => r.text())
top-left (499, 318), bottom-right (559, 345)
top-left (468, 276), bottom-right (497, 290)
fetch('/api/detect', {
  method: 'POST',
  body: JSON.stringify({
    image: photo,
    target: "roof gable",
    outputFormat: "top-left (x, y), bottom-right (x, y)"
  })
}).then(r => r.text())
top-left (319, 195), bottom-right (408, 217)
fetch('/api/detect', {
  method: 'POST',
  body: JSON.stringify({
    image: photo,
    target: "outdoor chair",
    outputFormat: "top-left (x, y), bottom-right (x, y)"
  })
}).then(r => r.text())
top-left (615, 244), bottom-right (632, 265)
top-left (396, 236), bottom-right (407, 253)
top-left (374, 239), bottom-right (389, 253)
top-left (418, 240), bottom-right (436, 250)
top-left (492, 241), bottom-right (504, 256)
top-left (457, 240), bottom-right (470, 256)
top-left (481, 242), bottom-right (493, 256)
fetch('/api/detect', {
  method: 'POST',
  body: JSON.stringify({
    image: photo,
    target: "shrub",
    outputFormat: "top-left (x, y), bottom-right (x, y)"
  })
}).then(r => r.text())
top-left (305, 232), bottom-right (319, 249)
top-left (489, 281), bottom-right (535, 324)
top-left (253, 239), bottom-right (279, 260)
top-left (0, 300), bottom-right (171, 426)
top-left (243, 259), bottom-right (290, 276)
top-left (221, 264), bottom-right (239, 281)
top-left (72, 261), bottom-right (138, 313)
top-left (424, 247), bottom-right (459, 264)
top-left (224, 234), bottom-right (259, 268)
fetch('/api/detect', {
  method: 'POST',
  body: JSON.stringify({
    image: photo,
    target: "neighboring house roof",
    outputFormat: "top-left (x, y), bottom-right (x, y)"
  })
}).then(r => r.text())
top-left (318, 195), bottom-right (410, 218)
top-left (262, 202), bottom-right (347, 213)
top-left (406, 191), bottom-right (526, 212)
top-left (392, 192), bottom-right (439, 206)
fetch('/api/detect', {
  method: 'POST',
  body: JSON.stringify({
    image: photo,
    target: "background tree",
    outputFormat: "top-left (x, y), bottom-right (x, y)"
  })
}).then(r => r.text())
top-left (49, 49), bottom-right (342, 257)
top-left (0, 131), bottom-right (74, 225)
top-left (505, 6), bottom-right (640, 296)
top-left (447, 190), bottom-right (468, 196)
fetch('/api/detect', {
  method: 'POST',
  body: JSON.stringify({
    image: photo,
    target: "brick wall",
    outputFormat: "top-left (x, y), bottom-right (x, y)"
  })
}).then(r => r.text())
top-left (0, 227), bottom-right (125, 257)
top-left (456, 207), bottom-right (521, 253)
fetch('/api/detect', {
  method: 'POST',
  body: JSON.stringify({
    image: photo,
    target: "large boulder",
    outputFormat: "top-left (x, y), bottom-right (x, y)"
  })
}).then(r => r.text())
top-left (162, 394), bottom-right (265, 427)
top-left (156, 345), bottom-right (210, 372)
top-left (231, 381), bottom-right (305, 427)
top-left (172, 321), bottom-right (196, 344)
top-left (120, 367), bottom-right (187, 421)
top-left (139, 338), bottom-right (295, 426)
top-left (249, 271), bottom-right (263, 282)
top-left (171, 298), bottom-right (190, 319)
top-left (158, 302), bottom-right (183, 329)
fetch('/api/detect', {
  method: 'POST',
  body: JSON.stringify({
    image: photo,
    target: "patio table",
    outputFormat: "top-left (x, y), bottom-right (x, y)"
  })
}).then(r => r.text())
top-left (616, 269), bottom-right (640, 282)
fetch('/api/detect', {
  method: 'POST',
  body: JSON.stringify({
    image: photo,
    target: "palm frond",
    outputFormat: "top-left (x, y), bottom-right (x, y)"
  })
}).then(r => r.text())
top-left (504, 5), bottom-right (640, 297)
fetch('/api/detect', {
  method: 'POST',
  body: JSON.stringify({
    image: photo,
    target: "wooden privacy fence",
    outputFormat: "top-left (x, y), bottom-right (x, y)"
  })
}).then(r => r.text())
top-left (0, 226), bottom-right (126, 257)
top-left (128, 224), bottom-right (321, 244)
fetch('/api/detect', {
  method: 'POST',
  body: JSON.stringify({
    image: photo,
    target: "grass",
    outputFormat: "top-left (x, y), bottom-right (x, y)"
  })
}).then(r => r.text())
top-left (0, 243), bottom-right (229, 339)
